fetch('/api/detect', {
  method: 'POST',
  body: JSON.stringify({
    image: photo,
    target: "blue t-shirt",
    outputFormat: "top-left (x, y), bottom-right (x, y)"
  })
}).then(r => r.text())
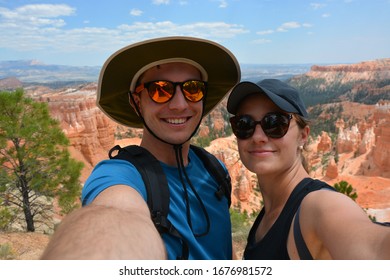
top-left (82, 148), bottom-right (232, 260)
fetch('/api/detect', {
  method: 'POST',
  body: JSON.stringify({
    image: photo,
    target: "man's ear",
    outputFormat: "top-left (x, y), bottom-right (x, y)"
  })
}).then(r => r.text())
top-left (129, 92), bottom-right (141, 116)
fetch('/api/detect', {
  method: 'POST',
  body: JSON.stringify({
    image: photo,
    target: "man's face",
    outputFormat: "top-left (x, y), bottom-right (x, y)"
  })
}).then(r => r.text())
top-left (133, 62), bottom-right (204, 145)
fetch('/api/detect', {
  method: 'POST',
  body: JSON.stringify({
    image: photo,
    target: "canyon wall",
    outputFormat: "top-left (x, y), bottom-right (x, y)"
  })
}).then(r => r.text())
top-left (22, 59), bottom-right (390, 219)
top-left (27, 87), bottom-right (390, 217)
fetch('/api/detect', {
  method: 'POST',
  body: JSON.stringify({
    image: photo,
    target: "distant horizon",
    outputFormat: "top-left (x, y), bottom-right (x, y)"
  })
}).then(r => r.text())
top-left (2, 57), bottom-right (389, 85)
top-left (2, 57), bottom-right (389, 69)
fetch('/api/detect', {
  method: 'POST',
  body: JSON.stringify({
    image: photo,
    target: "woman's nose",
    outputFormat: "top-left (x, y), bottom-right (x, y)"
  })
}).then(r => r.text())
top-left (251, 123), bottom-right (269, 142)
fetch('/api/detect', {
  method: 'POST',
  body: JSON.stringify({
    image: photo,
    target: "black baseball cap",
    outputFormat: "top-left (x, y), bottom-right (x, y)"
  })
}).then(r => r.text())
top-left (227, 79), bottom-right (308, 117)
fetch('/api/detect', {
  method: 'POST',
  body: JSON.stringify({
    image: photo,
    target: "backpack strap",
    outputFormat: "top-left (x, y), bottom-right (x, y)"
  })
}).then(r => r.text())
top-left (292, 179), bottom-right (336, 260)
top-left (190, 145), bottom-right (232, 207)
top-left (108, 145), bottom-right (189, 259)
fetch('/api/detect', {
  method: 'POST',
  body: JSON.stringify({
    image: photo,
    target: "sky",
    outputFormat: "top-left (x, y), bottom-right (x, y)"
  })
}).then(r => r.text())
top-left (0, 0), bottom-right (389, 67)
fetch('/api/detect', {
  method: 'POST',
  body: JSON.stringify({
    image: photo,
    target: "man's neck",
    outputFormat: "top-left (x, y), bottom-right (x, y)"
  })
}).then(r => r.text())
top-left (140, 133), bottom-right (191, 166)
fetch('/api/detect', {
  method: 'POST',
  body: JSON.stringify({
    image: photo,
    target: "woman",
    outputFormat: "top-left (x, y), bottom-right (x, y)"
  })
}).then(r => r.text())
top-left (227, 79), bottom-right (390, 259)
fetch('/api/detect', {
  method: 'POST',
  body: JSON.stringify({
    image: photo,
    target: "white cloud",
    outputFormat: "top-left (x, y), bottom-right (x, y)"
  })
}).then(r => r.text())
top-left (257, 29), bottom-right (274, 35)
top-left (218, 0), bottom-right (228, 8)
top-left (0, 4), bottom-right (75, 53)
top-left (152, 0), bottom-right (170, 5)
top-left (281, 21), bottom-right (301, 29)
top-left (322, 13), bottom-right (331, 18)
top-left (257, 21), bottom-right (312, 36)
top-left (275, 21), bottom-right (312, 32)
top-left (0, 3), bottom-right (249, 64)
top-left (310, 3), bottom-right (326, 10)
top-left (118, 21), bottom-right (248, 39)
top-left (15, 4), bottom-right (74, 18)
top-left (0, 4), bottom-right (74, 27)
top-left (0, 12), bottom-right (247, 54)
top-left (277, 21), bottom-right (301, 32)
top-left (130, 9), bottom-right (143, 16)
top-left (253, 38), bottom-right (271, 44)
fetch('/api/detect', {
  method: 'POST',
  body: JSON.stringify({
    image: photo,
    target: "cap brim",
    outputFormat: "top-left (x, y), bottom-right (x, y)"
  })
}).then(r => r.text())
top-left (227, 81), bottom-right (301, 115)
top-left (227, 82), bottom-right (262, 114)
top-left (97, 36), bottom-right (241, 128)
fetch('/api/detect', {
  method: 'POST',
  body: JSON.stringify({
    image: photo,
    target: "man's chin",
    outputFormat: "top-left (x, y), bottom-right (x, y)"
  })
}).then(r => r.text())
top-left (161, 133), bottom-right (192, 146)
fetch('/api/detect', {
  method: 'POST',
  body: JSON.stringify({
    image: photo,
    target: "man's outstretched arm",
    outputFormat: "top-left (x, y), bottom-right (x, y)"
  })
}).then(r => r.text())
top-left (41, 185), bottom-right (166, 260)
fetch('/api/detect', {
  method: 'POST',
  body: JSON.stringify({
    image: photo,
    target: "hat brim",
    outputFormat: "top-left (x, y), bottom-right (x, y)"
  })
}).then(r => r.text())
top-left (97, 36), bottom-right (241, 128)
top-left (227, 81), bottom-right (301, 115)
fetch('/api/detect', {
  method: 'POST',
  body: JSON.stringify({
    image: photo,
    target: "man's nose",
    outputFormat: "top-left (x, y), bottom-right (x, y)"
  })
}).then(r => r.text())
top-left (168, 85), bottom-right (188, 109)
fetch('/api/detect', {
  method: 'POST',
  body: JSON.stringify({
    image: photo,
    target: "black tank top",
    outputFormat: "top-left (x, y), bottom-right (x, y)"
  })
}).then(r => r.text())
top-left (243, 178), bottom-right (334, 260)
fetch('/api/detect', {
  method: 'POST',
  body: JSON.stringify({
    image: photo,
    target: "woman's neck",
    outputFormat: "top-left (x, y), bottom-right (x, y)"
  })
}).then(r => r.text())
top-left (258, 163), bottom-right (309, 213)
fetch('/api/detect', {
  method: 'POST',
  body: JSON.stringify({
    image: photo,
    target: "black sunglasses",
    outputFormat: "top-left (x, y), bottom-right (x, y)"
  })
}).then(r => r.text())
top-left (230, 112), bottom-right (293, 139)
top-left (135, 80), bottom-right (207, 104)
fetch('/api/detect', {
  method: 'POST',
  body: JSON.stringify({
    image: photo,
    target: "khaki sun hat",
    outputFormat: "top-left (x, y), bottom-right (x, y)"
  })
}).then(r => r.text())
top-left (97, 36), bottom-right (241, 128)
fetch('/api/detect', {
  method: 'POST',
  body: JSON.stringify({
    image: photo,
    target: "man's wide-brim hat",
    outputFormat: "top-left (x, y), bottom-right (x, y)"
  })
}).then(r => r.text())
top-left (97, 36), bottom-right (241, 128)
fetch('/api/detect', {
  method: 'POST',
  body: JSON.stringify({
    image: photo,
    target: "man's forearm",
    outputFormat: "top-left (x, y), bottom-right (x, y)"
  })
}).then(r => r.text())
top-left (41, 205), bottom-right (166, 259)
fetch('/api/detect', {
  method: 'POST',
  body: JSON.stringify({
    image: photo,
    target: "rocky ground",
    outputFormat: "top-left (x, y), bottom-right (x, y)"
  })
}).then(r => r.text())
top-left (0, 232), bottom-right (49, 260)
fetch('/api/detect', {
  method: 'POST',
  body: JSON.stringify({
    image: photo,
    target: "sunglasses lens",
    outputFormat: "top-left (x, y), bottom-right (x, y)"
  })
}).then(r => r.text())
top-left (230, 115), bottom-right (255, 139)
top-left (148, 81), bottom-right (174, 103)
top-left (146, 80), bottom-right (205, 103)
top-left (182, 81), bottom-right (205, 102)
top-left (230, 113), bottom-right (291, 139)
top-left (262, 113), bottom-right (290, 138)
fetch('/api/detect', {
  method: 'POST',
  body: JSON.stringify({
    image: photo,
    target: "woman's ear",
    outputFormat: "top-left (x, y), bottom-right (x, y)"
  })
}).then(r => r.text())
top-left (300, 125), bottom-right (310, 145)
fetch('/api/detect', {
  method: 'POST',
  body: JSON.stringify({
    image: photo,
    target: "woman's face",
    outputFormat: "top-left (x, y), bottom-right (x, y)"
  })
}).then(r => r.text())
top-left (235, 94), bottom-right (308, 176)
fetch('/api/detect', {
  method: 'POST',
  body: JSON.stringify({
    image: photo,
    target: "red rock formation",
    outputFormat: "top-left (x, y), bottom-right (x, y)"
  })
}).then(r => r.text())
top-left (48, 95), bottom-right (116, 166)
top-left (21, 60), bottom-right (390, 219)
top-left (337, 124), bottom-right (361, 154)
top-left (206, 136), bottom-right (262, 214)
top-left (317, 131), bottom-right (332, 153)
top-left (197, 125), bottom-right (210, 138)
top-left (293, 59), bottom-right (390, 101)
top-left (209, 109), bottom-right (225, 132)
top-left (325, 157), bottom-right (338, 179)
top-left (310, 59), bottom-right (390, 75)
top-left (372, 102), bottom-right (390, 173)
top-left (28, 84), bottom-right (117, 168)
top-left (37, 93), bottom-right (390, 217)
top-left (359, 127), bottom-right (375, 154)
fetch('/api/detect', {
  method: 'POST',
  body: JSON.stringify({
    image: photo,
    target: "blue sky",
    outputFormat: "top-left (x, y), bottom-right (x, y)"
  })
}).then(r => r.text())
top-left (0, 0), bottom-right (389, 66)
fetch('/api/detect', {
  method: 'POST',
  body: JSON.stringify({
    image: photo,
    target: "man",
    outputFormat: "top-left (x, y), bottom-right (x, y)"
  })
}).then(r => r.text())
top-left (41, 36), bottom-right (241, 259)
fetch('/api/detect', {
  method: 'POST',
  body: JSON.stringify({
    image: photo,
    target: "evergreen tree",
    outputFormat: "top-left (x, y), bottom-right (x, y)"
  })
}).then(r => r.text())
top-left (333, 180), bottom-right (358, 201)
top-left (0, 89), bottom-right (83, 232)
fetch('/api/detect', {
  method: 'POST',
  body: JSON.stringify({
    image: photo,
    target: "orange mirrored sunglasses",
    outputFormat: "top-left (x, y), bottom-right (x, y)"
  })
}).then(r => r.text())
top-left (135, 80), bottom-right (207, 104)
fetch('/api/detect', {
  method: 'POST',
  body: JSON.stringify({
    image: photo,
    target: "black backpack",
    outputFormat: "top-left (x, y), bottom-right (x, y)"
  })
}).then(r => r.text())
top-left (108, 144), bottom-right (232, 259)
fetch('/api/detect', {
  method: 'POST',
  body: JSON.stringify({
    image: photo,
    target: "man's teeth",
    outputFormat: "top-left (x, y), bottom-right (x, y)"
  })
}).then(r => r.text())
top-left (166, 118), bottom-right (187, 124)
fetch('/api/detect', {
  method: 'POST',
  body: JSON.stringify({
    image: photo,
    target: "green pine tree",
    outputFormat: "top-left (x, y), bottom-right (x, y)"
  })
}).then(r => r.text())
top-left (0, 89), bottom-right (83, 232)
top-left (333, 180), bottom-right (358, 201)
